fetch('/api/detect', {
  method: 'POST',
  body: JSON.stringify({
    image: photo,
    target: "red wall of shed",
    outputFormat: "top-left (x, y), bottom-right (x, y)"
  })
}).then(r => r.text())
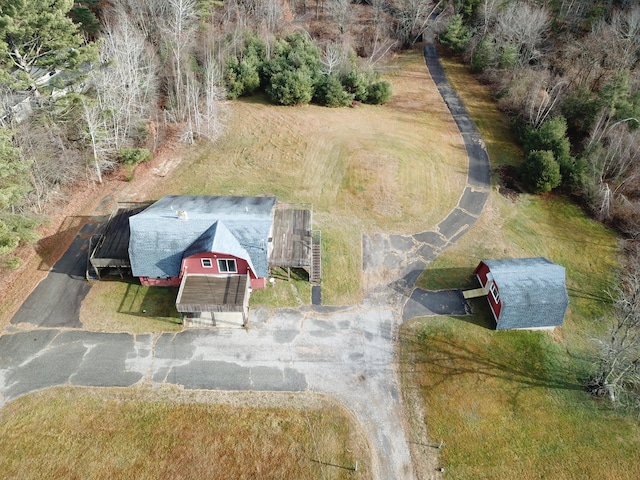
top-left (474, 261), bottom-right (502, 320)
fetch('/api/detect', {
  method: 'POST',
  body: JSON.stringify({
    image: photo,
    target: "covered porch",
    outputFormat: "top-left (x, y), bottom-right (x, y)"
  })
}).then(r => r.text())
top-left (175, 273), bottom-right (250, 327)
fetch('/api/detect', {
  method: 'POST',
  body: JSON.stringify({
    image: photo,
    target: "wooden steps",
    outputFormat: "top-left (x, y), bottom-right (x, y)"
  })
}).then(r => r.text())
top-left (463, 287), bottom-right (488, 299)
top-left (310, 230), bottom-right (321, 285)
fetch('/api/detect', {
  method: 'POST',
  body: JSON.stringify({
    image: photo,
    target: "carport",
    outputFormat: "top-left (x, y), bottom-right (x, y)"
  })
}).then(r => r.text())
top-left (88, 202), bottom-right (151, 279)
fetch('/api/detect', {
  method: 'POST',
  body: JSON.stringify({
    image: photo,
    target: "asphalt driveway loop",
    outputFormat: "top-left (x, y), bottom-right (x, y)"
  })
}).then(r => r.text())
top-left (403, 288), bottom-right (473, 321)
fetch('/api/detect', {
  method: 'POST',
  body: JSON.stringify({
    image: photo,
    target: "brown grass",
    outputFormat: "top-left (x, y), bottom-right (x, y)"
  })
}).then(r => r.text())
top-left (0, 386), bottom-right (372, 480)
top-left (143, 49), bottom-right (468, 304)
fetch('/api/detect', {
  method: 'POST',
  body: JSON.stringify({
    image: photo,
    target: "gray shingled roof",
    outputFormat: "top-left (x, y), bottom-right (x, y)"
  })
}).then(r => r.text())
top-left (128, 196), bottom-right (275, 279)
top-left (483, 257), bottom-right (569, 330)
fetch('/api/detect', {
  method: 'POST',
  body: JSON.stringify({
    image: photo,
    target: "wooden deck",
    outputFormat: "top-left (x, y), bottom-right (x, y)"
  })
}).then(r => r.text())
top-left (89, 202), bottom-right (150, 274)
top-left (176, 274), bottom-right (248, 313)
top-left (269, 204), bottom-right (313, 268)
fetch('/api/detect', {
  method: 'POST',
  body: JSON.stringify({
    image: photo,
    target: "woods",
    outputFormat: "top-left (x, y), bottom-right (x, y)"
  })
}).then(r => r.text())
top-left (439, 1), bottom-right (640, 233)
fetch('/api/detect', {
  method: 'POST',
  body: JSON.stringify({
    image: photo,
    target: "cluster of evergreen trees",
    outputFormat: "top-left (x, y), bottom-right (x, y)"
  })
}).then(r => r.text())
top-left (225, 32), bottom-right (392, 107)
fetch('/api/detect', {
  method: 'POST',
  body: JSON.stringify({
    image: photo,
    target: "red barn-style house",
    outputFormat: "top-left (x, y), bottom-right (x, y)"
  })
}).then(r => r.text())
top-left (90, 195), bottom-right (316, 327)
top-left (473, 258), bottom-right (569, 330)
top-left (128, 196), bottom-right (276, 327)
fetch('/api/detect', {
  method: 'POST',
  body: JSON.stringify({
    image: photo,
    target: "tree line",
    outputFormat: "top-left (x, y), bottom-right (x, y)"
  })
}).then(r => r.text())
top-left (439, 0), bottom-right (640, 231)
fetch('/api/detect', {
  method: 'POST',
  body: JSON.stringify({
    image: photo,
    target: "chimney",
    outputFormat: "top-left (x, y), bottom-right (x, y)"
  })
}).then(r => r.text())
top-left (177, 210), bottom-right (188, 221)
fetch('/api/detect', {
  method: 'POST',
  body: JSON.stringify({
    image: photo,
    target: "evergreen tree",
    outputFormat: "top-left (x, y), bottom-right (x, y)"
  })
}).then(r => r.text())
top-left (0, 0), bottom-right (97, 92)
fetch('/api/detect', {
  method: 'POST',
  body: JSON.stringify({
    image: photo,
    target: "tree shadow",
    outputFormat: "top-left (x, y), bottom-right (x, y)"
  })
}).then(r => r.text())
top-left (398, 324), bottom-right (587, 399)
top-left (36, 215), bottom-right (108, 272)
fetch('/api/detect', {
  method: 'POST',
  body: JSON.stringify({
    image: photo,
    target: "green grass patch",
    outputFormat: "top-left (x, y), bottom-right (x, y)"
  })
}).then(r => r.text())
top-left (81, 280), bottom-right (182, 333)
top-left (401, 319), bottom-right (640, 480)
top-left (438, 53), bottom-right (524, 173)
top-left (250, 268), bottom-right (312, 307)
top-left (403, 54), bottom-right (632, 479)
top-left (0, 386), bottom-right (371, 480)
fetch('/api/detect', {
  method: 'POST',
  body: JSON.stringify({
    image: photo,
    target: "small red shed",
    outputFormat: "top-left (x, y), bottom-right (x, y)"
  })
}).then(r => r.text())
top-left (474, 258), bottom-right (569, 330)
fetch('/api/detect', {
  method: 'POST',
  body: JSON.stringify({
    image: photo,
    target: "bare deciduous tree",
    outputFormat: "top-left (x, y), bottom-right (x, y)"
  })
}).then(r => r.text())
top-left (327, 0), bottom-right (350, 35)
top-left (588, 248), bottom-right (640, 410)
top-left (584, 116), bottom-right (640, 221)
top-left (14, 110), bottom-right (86, 211)
top-left (394, 0), bottom-right (442, 48)
top-left (161, 0), bottom-right (198, 121)
top-left (493, 2), bottom-right (550, 67)
top-left (181, 53), bottom-right (227, 144)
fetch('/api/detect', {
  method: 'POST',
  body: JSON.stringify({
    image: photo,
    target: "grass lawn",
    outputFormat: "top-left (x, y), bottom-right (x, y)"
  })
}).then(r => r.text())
top-left (400, 55), bottom-right (640, 479)
top-left (80, 48), bottom-right (469, 330)
top-left (80, 279), bottom-right (183, 333)
top-left (143, 48), bottom-right (468, 306)
top-left (0, 386), bottom-right (371, 480)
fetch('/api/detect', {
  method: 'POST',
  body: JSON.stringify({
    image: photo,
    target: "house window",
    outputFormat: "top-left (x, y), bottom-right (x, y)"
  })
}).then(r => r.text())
top-left (218, 259), bottom-right (237, 273)
top-left (201, 258), bottom-right (213, 268)
top-left (489, 282), bottom-right (500, 303)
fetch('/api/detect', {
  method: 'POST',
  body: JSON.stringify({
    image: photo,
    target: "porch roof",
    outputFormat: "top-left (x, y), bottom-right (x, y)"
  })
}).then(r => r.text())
top-left (176, 274), bottom-right (248, 313)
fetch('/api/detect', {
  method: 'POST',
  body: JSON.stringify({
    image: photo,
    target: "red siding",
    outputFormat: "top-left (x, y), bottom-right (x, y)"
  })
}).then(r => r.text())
top-left (182, 252), bottom-right (251, 277)
top-left (138, 252), bottom-right (270, 290)
top-left (140, 277), bottom-right (181, 287)
top-left (474, 262), bottom-right (490, 286)
top-left (181, 252), bottom-right (268, 290)
top-left (474, 261), bottom-right (502, 321)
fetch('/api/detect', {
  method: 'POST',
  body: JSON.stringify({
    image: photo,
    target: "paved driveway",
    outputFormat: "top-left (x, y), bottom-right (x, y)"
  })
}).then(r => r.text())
top-left (0, 305), bottom-right (411, 479)
top-left (10, 217), bottom-right (105, 328)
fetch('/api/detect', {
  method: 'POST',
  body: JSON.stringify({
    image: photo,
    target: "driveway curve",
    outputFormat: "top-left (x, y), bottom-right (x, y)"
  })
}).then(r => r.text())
top-left (362, 45), bottom-right (490, 310)
top-left (0, 44), bottom-right (491, 480)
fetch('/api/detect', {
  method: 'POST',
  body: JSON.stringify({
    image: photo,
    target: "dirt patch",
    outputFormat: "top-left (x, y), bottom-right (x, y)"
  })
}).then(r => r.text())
top-left (496, 164), bottom-right (521, 202)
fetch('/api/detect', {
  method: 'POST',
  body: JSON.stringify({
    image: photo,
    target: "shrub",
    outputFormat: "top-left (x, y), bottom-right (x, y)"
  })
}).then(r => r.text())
top-left (0, 221), bottom-right (19, 256)
top-left (118, 148), bottom-right (151, 166)
top-left (3, 256), bottom-right (22, 269)
top-left (266, 69), bottom-right (315, 106)
top-left (366, 81), bottom-right (392, 105)
top-left (341, 69), bottom-right (369, 102)
top-left (314, 74), bottom-right (353, 107)
top-left (521, 150), bottom-right (562, 193)
top-left (263, 32), bottom-right (322, 106)
top-left (471, 37), bottom-right (497, 73)
top-left (439, 14), bottom-right (472, 53)
top-left (224, 35), bottom-right (266, 99)
top-left (521, 116), bottom-right (584, 188)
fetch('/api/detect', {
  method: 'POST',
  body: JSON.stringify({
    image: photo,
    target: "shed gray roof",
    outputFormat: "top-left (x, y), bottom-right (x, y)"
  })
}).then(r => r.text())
top-left (483, 257), bottom-right (569, 330)
top-left (129, 196), bottom-right (275, 279)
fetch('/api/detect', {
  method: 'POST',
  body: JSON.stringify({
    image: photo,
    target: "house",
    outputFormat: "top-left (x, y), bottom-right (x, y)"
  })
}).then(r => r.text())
top-left (88, 195), bottom-right (317, 327)
top-left (128, 195), bottom-right (277, 326)
top-left (473, 257), bottom-right (569, 330)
